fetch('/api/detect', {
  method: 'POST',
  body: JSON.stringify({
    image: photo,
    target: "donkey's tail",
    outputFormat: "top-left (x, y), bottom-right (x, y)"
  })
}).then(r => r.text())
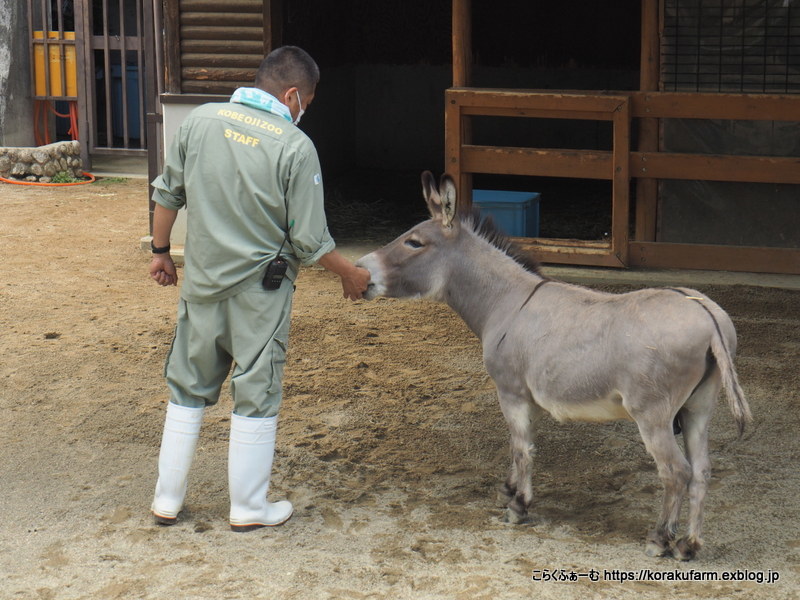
top-left (709, 331), bottom-right (752, 437)
top-left (668, 288), bottom-right (752, 436)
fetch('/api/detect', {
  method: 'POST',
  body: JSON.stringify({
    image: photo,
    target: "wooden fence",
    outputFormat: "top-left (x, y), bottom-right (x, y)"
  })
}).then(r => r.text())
top-left (445, 88), bottom-right (800, 274)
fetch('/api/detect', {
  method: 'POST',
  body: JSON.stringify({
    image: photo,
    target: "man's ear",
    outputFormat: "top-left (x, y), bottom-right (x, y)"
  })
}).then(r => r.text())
top-left (282, 86), bottom-right (298, 104)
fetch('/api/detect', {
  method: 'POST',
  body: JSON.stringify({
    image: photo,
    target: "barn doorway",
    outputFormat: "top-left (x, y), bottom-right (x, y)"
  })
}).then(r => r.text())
top-left (281, 0), bottom-right (641, 245)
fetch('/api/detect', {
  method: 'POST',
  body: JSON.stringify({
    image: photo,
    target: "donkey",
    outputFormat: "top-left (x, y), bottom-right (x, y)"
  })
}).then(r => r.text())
top-left (356, 172), bottom-right (751, 561)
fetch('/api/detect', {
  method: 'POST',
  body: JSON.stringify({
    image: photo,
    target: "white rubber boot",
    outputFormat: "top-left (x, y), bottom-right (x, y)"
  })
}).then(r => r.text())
top-left (228, 413), bottom-right (293, 531)
top-left (151, 402), bottom-right (204, 525)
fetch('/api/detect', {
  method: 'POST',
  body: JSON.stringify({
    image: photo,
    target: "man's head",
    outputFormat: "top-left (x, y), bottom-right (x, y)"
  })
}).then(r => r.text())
top-left (255, 46), bottom-right (319, 123)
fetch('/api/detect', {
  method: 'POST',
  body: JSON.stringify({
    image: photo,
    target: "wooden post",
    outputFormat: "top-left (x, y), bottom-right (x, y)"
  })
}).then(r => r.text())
top-left (635, 0), bottom-right (660, 242)
top-left (451, 0), bottom-right (472, 206)
top-left (452, 0), bottom-right (472, 87)
top-left (162, 0), bottom-right (181, 94)
top-left (611, 99), bottom-right (631, 267)
top-left (265, 0), bottom-right (283, 53)
top-left (75, 0), bottom-right (90, 166)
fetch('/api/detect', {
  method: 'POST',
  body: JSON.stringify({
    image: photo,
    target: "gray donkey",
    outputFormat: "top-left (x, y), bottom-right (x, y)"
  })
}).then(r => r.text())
top-left (356, 172), bottom-right (751, 561)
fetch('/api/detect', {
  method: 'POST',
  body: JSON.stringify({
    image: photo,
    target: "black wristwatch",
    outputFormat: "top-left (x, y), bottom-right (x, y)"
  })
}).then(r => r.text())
top-left (151, 241), bottom-right (171, 254)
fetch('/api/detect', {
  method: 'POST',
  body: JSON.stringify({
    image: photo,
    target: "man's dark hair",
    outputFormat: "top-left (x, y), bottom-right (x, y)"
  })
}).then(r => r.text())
top-left (255, 46), bottom-right (320, 97)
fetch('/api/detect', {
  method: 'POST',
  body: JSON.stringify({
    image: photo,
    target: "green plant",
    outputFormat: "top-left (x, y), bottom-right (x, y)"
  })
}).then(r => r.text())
top-left (51, 171), bottom-right (79, 184)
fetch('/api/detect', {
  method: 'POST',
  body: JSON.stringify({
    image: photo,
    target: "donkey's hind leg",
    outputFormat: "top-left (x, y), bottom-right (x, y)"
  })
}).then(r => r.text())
top-left (633, 411), bottom-right (692, 557)
top-left (497, 388), bottom-right (535, 524)
top-left (672, 374), bottom-right (719, 561)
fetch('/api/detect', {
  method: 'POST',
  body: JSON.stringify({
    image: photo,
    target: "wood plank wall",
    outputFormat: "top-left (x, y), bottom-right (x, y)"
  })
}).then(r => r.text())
top-left (164, 0), bottom-right (268, 95)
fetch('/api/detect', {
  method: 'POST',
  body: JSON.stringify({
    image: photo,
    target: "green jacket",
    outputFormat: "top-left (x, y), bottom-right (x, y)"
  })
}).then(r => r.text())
top-left (151, 101), bottom-right (335, 303)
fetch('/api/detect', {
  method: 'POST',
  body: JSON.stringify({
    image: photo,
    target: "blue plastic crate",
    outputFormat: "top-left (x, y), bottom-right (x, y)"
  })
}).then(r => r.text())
top-left (472, 189), bottom-right (541, 237)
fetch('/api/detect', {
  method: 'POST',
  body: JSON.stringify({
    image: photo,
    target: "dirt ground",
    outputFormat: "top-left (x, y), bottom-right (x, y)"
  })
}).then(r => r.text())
top-left (1, 178), bottom-right (799, 600)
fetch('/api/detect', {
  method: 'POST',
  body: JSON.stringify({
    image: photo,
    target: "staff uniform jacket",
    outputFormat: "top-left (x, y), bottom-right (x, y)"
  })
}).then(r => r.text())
top-left (151, 100), bottom-right (335, 303)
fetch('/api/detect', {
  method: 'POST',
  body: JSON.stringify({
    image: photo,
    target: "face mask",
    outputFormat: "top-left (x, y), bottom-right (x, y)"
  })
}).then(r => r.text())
top-left (293, 90), bottom-right (305, 125)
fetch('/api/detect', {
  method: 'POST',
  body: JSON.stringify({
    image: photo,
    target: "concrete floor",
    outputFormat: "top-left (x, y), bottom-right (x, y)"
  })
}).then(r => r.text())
top-left (89, 155), bottom-right (149, 179)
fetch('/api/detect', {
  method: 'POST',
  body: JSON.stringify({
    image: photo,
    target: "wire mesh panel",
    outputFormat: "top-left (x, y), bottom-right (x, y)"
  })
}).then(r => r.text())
top-left (662, 0), bottom-right (800, 93)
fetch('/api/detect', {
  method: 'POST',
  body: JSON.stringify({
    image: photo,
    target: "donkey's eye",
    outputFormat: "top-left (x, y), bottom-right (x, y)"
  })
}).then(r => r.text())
top-left (404, 238), bottom-right (424, 249)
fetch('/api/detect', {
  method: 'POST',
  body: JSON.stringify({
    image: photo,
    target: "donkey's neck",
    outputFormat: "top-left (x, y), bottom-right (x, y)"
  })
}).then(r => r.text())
top-left (442, 231), bottom-right (544, 340)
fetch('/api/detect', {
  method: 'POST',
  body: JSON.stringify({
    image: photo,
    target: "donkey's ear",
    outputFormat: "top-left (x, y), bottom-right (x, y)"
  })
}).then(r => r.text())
top-left (438, 174), bottom-right (458, 228)
top-left (421, 170), bottom-right (442, 219)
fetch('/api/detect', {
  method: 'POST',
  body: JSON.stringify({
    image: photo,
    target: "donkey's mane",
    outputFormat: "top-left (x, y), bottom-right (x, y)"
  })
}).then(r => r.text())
top-left (462, 207), bottom-right (543, 275)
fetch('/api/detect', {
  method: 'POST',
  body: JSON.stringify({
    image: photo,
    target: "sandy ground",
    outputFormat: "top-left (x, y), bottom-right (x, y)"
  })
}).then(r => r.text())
top-left (1, 178), bottom-right (799, 600)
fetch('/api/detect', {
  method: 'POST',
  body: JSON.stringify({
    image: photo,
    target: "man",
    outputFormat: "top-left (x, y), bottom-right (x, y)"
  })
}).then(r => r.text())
top-left (148, 46), bottom-right (370, 531)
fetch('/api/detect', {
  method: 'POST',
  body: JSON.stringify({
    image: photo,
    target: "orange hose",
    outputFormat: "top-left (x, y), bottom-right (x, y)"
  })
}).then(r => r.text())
top-left (69, 102), bottom-right (79, 139)
top-left (0, 172), bottom-right (96, 186)
top-left (33, 100), bottom-right (80, 144)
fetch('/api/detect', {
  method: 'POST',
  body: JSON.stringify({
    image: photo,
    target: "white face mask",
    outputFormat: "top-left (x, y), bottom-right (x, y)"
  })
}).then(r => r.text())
top-left (293, 90), bottom-right (304, 125)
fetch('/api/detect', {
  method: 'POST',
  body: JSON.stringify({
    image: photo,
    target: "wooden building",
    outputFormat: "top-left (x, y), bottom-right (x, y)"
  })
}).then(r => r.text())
top-left (447, 0), bottom-right (800, 274)
top-left (21, 1), bottom-right (799, 274)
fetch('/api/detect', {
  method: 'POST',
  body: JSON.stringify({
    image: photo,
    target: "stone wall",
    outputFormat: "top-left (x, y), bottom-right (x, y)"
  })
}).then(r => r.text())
top-left (0, 141), bottom-right (83, 182)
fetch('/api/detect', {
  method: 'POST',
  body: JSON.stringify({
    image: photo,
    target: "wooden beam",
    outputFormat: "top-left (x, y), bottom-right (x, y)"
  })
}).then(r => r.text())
top-left (181, 80), bottom-right (252, 94)
top-left (180, 26), bottom-right (264, 40)
top-left (452, 89), bottom-right (800, 123)
top-left (630, 151), bottom-right (800, 184)
top-left (181, 39), bottom-right (264, 53)
top-left (520, 238), bottom-right (611, 249)
top-left (181, 54), bottom-right (263, 68)
top-left (452, 0), bottom-right (471, 87)
top-left (182, 0), bottom-right (262, 10)
top-left (461, 146), bottom-right (613, 179)
top-left (181, 67), bottom-right (257, 82)
top-left (181, 13), bottom-right (262, 27)
top-left (449, 88), bottom-right (628, 115)
top-left (629, 242), bottom-right (800, 274)
top-left (461, 106), bottom-right (618, 121)
top-left (631, 92), bottom-right (800, 121)
top-left (514, 239), bottom-right (626, 268)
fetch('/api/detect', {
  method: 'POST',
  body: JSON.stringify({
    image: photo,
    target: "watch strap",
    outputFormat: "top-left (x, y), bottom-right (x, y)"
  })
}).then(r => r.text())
top-left (151, 241), bottom-right (171, 254)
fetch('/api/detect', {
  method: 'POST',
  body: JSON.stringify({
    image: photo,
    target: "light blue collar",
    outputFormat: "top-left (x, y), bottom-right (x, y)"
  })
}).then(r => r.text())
top-left (230, 87), bottom-right (293, 123)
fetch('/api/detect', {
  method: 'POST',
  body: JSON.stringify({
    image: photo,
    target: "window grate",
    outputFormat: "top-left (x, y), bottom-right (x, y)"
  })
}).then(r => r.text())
top-left (662, 0), bottom-right (800, 93)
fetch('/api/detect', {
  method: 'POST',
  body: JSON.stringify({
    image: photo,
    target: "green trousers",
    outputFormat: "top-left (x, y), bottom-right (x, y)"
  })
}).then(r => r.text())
top-left (165, 277), bottom-right (293, 418)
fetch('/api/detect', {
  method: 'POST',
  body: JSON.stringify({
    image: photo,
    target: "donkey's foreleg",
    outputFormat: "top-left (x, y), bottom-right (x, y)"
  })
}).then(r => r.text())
top-left (497, 390), bottom-right (535, 524)
top-left (634, 416), bottom-right (692, 558)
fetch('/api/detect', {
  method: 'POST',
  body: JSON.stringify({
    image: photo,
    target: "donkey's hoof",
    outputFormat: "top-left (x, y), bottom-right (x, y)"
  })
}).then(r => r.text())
top-left (496, 489), bottom-right (514, 508)
top-left (502, 508), bottom-right (530, 525)
top-left (672, 537), bottom-right (700, 561)
top-left (644, 540), bottom-right (670, 558)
